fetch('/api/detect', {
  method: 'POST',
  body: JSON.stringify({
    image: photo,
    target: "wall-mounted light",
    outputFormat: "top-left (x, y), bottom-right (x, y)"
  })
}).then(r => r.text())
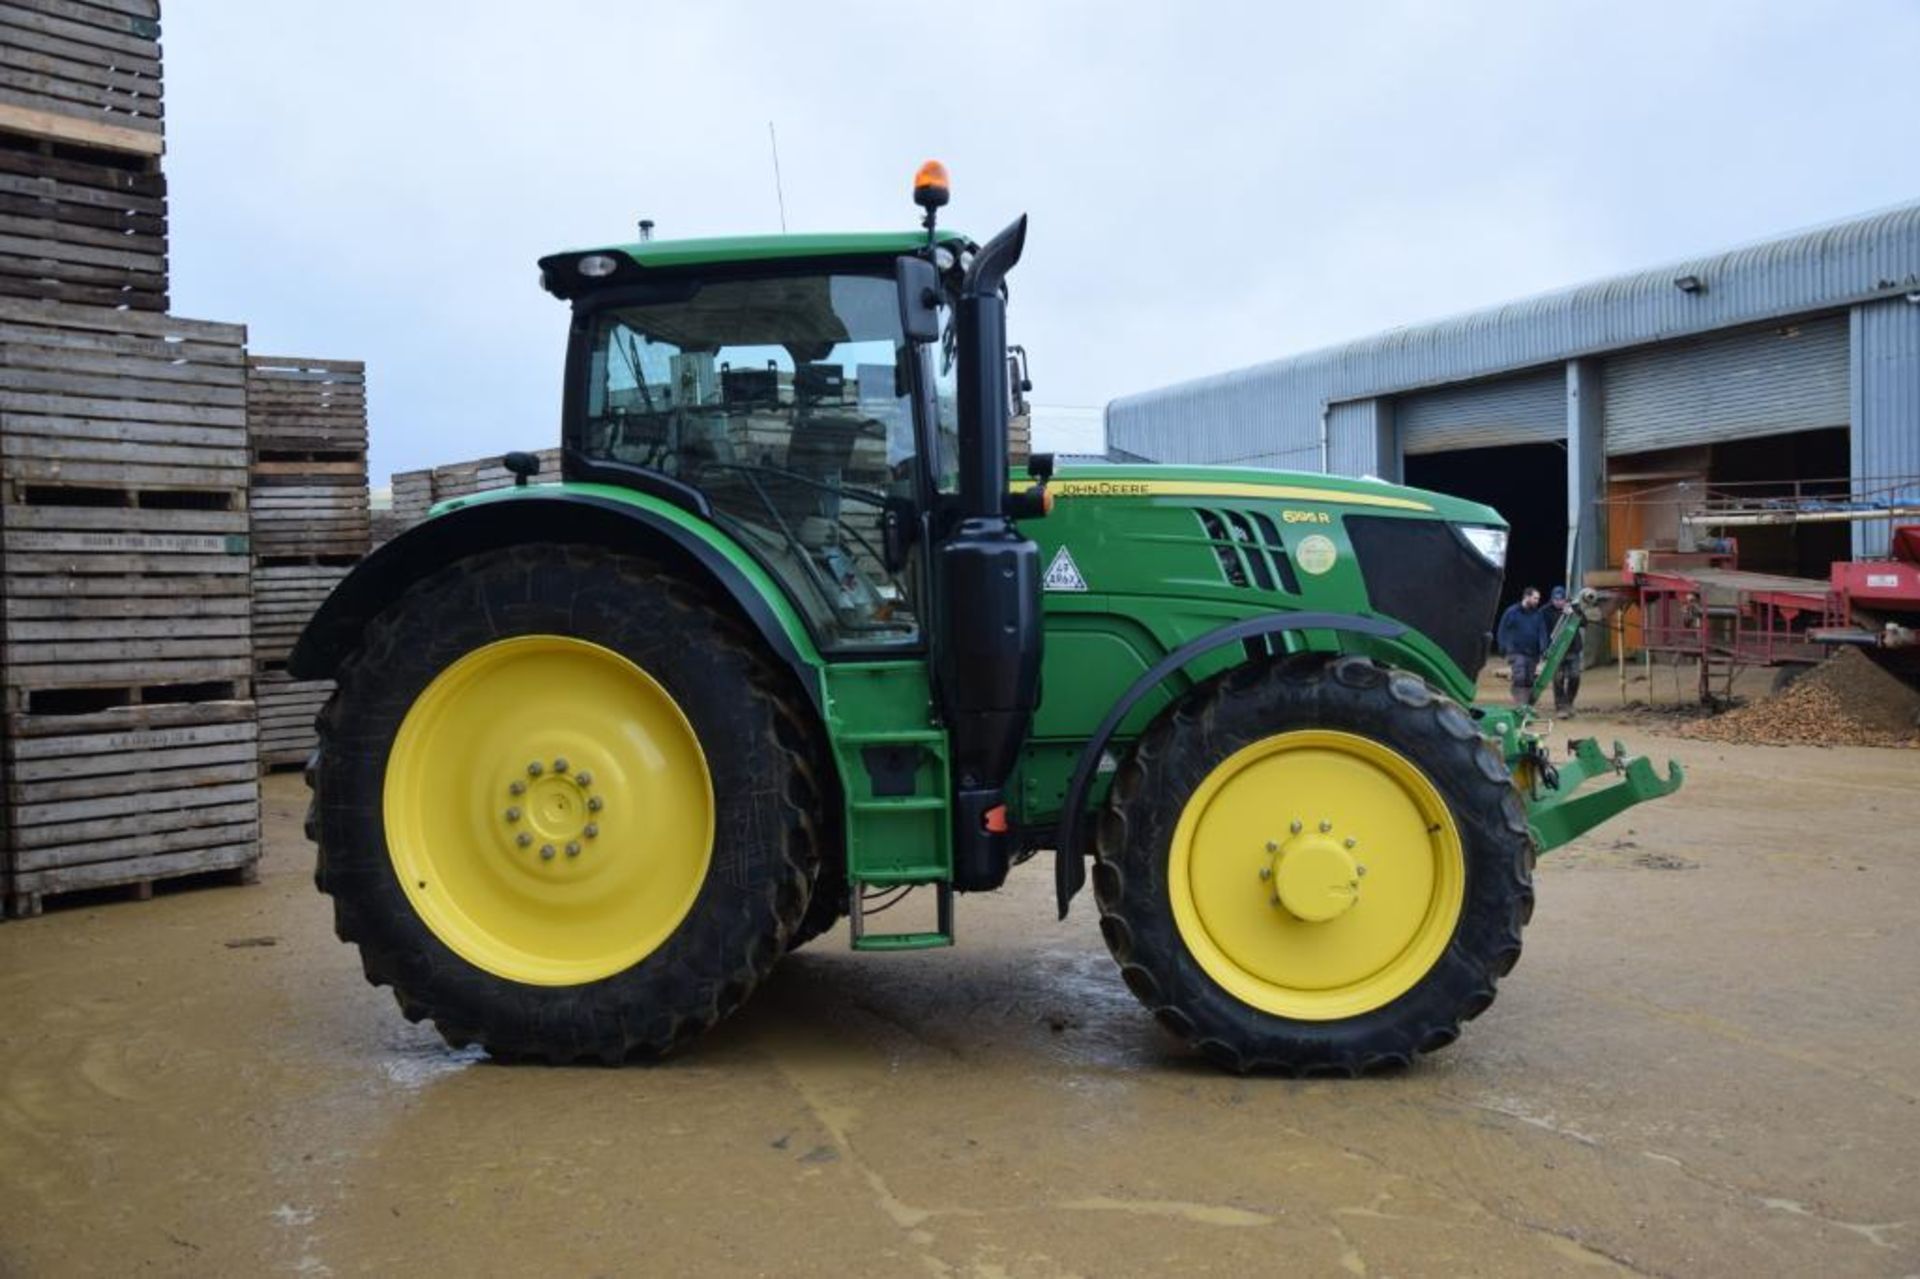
top-left (1674, 274), bottom-right (1705, 294)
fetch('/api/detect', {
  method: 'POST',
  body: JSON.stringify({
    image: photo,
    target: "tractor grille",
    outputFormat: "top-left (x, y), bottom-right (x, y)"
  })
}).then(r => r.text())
top-left (1194, 508), bottom-right (1301, 594)
top-left (1346, 516), bottom-right (1502, 681)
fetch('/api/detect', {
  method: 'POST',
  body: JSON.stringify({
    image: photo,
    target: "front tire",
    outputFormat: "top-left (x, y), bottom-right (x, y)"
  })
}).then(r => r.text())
top-left (1094, 654), bottom-right (1535, 1074)
top-left (311, 544), bottom-right (824, 1062)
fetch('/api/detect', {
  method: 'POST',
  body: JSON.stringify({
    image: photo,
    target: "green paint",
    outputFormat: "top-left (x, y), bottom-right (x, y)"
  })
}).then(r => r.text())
top-left (1524, 737), bottom-right (1685, 850)
top-left (557, 229), bottom-right (970, 272)
top-left (430, 481), bottom-right (827, 682)
top-left (821, 661), bottom-right (950, 886)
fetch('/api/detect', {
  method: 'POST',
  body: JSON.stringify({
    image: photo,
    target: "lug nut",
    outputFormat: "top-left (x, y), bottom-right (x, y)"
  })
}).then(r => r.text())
top-left (516, 832), bottom-right (532, 848)
top-left (1259, 867), bottom-right (1272, 880)
top-left (1356, 865), bottom-right (1368, 877)
top-left (1266, 840), bottom-right (1278, 852)
top-left (1319, 819), bottom-right (1333, 833)
top-left (509, 780), bottom-right (526, 796)
top-left (505, 806), bottom-right (521, 822)
top-left (574, 770), bottom-right (592, 787)
top-left (587, 796), bottom-right (603, 812)
top-left (1344, 837), bottom-right (1357, 849)
top-left (540, 843), bottom-right (556, 860)
top-left (554, 757), bottom-right (569, 773)
top-left (1290, 820), bottom-right (1303, 834)
top-left (565, 841), bottom-right (581, 857)
top-left (528, 762), bottom-right (544, 777)
top-left (584, 823), bottom-right (599, 839)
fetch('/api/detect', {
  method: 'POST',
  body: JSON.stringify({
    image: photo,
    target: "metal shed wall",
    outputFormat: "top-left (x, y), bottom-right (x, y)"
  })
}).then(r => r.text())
top-left (1325, 398), bottom-right (1397, 479)
top-left (1107, 201), bottom-right (1920, 469)
top-left (1850, 297), bottom-right (1920, 557)
top-left (1396, 366), bottom-right (1567, 454)
top-left (1602, 315), bottom-right (1849, 456)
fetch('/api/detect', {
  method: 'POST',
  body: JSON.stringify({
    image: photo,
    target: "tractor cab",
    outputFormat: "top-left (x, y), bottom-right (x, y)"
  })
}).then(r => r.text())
top-left (546, 252), bottom-right (957, 649)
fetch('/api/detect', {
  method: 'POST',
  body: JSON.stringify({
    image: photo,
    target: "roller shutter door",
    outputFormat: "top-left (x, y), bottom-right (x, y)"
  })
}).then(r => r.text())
top-left (1604, 315), bottom-right (1847, 455)
top-left (1397, 367), bottom-right (1565, 455)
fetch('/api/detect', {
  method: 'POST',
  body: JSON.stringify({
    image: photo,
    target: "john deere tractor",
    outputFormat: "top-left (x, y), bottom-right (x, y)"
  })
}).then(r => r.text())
top-left (294, 165), bottom-right (1681, 1073)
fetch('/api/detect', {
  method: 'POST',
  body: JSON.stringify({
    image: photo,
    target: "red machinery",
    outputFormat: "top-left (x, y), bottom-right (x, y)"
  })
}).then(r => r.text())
top-left (1619, 527), bottom-right (1919, 702)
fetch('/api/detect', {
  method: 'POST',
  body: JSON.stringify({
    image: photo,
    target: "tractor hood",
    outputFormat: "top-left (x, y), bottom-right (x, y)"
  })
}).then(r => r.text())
top-left (1045, 463), bottom-right (1506, 529)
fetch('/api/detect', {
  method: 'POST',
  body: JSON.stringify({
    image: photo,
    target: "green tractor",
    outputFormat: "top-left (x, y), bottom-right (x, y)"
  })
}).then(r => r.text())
top-left (294, 166), bottom-right (1681, 1073)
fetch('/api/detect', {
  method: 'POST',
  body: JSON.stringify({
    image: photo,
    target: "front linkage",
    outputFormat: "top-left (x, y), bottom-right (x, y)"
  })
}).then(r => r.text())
top-left (1475, 589), bottom-right (1684, 853)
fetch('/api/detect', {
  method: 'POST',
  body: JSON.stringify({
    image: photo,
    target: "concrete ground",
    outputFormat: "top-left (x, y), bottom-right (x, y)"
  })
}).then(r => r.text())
top-left (2, 707), bottom-right (1916, 1277)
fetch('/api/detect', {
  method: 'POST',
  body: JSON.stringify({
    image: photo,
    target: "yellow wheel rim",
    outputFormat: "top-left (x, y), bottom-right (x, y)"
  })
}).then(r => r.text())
top-left (383, 635), bottom-right (714, 986)
top-left (1168, 730), bottom-right (1464, 1021)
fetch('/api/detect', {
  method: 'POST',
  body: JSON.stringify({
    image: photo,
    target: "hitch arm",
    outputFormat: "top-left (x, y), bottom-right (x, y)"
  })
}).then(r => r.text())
top-left (1526, 736), bottom-right (1684, 852)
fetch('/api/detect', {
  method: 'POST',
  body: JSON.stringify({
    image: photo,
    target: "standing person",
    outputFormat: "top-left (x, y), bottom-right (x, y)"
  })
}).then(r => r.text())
top-left (1496, 586), bottom-right (1547, 705)
top-left (1547, 585), bottom-right (1585, 716)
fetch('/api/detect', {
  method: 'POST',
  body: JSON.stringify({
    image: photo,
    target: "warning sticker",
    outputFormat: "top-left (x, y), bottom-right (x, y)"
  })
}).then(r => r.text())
top-left (1043, 545), bottom-right (1090, 592)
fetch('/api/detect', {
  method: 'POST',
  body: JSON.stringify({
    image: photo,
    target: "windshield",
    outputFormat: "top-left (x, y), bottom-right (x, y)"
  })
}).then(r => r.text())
top-left (578, 271), bottom-right (931, 649)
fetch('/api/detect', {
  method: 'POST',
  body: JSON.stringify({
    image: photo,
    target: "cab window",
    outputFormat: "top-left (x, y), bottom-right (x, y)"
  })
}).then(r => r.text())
top-left (579, 273), bottom-right (927, 649)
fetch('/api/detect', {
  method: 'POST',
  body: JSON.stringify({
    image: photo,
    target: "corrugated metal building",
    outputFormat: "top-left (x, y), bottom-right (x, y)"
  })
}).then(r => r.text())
top-left (1106, 202), bottom-right (1920, 598)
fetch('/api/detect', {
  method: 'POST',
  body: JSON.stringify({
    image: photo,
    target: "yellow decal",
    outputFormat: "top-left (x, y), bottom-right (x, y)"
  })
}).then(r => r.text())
top-left (1281, 509), bottom-right (1334, 525)
top-left (1032, 478), bottom-right (1431, 512)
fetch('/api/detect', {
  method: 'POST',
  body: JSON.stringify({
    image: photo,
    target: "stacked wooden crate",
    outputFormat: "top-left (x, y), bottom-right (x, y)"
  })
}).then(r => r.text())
top-left (0, 0), bottom-right (168, 313)
top-left (0, 298), bottom-right (259, 915)
top-left (390, 468), bottom-right (431, 524)
top-left (246, 356), bottom-right (369, 769)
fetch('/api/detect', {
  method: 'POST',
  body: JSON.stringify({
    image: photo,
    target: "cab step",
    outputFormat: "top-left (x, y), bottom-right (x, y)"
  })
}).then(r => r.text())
top-left (848, 879), bottom-right (954, 951)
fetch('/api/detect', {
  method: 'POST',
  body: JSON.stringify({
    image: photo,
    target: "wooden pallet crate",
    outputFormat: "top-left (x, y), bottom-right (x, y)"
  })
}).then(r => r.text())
top-left (1, 299), bottom-right (250, 695)
top-left (0, 0), bottom-right (164, 161)
top-left (0, 296), bottom-right (243, 487)
top-left (389, 468), bottom-right (431, 526)
top-left (246, 354), bottom-right (369, 560)
top-left (3, 697), bottom-right (259, 916)
top-left (255, 666), bottom-right (327, 770)
top-left (250, 559), bottom-right (349, 666)
top-left (0, 131), bottom-right (166, 311)
top-left (0, 297), bottom-right (259, 913)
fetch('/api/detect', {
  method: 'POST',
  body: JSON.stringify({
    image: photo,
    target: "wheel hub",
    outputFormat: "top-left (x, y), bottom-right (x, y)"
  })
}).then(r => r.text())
top-left (1268, 827), bottom-right (1361, 922)
top-left (500, 759), bottom-right (604, 861)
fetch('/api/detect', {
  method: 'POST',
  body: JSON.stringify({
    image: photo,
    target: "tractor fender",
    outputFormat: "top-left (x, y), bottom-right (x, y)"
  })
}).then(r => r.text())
top-left (288, 489), bottom-right (825, 713)
top-left (1052, 611), bottom-right (1407, 919)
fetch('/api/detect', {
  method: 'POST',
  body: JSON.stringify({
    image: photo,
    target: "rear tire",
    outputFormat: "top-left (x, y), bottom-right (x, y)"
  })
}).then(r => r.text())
top-left (310, 544), bottom-right (824, 1063)
top-left (1093, 654), bottom-right (1535, 1074)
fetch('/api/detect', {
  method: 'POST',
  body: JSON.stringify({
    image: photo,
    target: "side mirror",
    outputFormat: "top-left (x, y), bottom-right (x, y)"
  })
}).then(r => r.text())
top-left (895, 255), bottom-right (941, 343)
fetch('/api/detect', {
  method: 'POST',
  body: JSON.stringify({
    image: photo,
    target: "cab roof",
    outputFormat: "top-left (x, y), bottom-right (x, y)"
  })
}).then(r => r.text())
top-left (539, 229), bottom-right (969, 300)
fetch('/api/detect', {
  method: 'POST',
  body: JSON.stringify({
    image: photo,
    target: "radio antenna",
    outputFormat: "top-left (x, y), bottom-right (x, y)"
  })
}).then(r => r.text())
top-left (767, 122), bottom-right (788, 232)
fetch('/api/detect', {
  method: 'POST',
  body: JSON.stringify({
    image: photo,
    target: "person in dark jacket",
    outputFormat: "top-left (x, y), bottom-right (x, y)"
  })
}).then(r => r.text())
top-left (1496, 586), bottom-right (1547, 705)
top-left (1546, 585), bottom-right (1585, 716)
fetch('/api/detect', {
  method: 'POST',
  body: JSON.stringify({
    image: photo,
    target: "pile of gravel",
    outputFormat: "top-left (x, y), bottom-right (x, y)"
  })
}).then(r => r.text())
top-left (1681, 648), bottom-right (1920, 748)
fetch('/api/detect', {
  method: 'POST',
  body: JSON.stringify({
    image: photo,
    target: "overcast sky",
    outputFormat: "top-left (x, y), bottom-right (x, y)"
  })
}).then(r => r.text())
top-left (161, 1), bottom-right (1920, 483)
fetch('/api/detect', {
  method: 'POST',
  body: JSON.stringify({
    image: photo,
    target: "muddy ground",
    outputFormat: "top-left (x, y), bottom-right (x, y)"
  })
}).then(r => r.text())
top-left (2, 706), bottom-right (1916, 1277)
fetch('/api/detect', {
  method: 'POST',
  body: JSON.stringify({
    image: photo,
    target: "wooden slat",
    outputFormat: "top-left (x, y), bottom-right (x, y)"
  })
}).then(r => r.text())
top-left (0, 98), bottom-right (161, 154)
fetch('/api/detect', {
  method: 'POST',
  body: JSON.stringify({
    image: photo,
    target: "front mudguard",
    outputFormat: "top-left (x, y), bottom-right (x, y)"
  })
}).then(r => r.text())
top-left (1523, 737), bottom-right (1684, 852)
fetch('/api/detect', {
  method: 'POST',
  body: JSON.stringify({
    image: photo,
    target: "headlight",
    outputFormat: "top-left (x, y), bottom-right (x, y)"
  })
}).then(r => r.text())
top-left (1458, 525), bottom-right (1508, 569)
top-left (576, 254), bottom-right (618, 278)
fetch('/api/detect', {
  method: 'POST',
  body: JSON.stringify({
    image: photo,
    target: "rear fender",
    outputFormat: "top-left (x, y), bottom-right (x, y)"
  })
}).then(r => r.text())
top-left (289, 486), bottom-right (826, 713)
